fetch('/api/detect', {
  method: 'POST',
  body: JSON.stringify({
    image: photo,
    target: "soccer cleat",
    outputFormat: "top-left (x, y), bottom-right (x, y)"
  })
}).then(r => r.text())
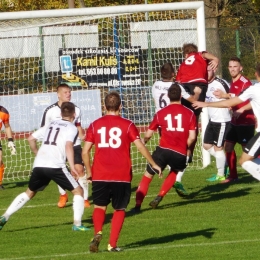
top-left (206, 174), bottom-right (225, 182)
top-left (174, 181), bottom-right (189, 197)
top-left (221, 177), bottom-right (239, 184)
top-left (0, 185), bottom-right (5, 190)
top-left (224, 166), bottom-right (230, 178)
top-left (84, 200), bottom-right (91, 208)
top-left (130, 206), bottom-right (141, 214)
top-left (149, 195), bottom-right (163, 209)
top-left (57, 194), bottom-right (68, 208)
top-left (0, 216), bottom-right (7, 230)
top-left (107, 244), bottom-right (122, 252)
top-left (89, 231), bottom-right (103, 253)
top-left (72, 225), bottom-right (90, 231)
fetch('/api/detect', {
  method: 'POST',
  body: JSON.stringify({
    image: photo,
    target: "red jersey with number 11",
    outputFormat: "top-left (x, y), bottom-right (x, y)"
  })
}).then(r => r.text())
top-left (86, 115), bottom-right (140, 182)
top-left (149, 104), bottom-right (196, 155)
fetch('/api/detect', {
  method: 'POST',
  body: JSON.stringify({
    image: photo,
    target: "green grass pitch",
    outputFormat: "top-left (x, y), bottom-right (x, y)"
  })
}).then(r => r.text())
top-left (1, 145), bottom-right (260, 259)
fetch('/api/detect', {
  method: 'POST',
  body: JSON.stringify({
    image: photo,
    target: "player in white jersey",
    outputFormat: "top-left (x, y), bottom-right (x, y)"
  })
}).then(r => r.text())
top-left (0, 102), bottom-right (90, 231)
top-left (41, 83), bottom-right (90, 208)
top-left (151, 63), bottom-right (201, 198)
top-left (192, 63), bottom-right (260, 182)
top-left (203, 68), bottom-right (231, 182)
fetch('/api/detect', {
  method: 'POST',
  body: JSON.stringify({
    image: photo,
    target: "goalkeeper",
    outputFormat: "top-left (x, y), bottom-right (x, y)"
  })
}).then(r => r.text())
top-left (0, 106), bottom-right (16, 190)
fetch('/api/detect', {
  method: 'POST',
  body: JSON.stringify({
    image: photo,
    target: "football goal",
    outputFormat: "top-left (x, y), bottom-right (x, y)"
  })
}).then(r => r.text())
top-left (0, 1), bottom-right (210, 182)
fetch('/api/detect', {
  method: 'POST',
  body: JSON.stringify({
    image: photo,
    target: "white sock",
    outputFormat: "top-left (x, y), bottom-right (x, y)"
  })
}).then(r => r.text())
top-left (78, 174), bottom-right (89, 200)
top-left (4, 192), bottom-right (30, 220)
top-left (58, 185), bottom-right (66, 196)
top-left (73, 195), bottom-right (84, 226)
top-left (215, 150), bottom-right (226, 177)
top-left (207, 146), bottom-right (216, 157)
top-left (176, 170), bottom-right (185, 182)
top-left (242, 160), bottom-right (260, 181)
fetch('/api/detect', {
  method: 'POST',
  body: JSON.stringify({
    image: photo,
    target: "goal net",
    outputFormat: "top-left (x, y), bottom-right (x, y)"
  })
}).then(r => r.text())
top-left (0, 2), bottom-right (210, 182)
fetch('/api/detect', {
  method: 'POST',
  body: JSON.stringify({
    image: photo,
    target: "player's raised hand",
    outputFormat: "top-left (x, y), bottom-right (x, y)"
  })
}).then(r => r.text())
top-left (8, 140), bottom-right (16, 155)
top-left (192, 101), bottom-right (207, 109)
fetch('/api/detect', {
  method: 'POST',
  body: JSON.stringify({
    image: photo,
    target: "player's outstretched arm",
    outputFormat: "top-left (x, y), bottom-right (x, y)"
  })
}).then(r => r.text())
top-left (202, 52), bottom-right (219, 71)
top-left (134, 139), bottom-right (162, 177)
top-left (82, 141), bottom-right (93, 182)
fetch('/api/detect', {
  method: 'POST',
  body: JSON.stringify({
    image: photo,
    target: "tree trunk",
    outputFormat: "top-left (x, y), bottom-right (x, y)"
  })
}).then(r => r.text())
top-left (68, 0), bottom-right (75, 8)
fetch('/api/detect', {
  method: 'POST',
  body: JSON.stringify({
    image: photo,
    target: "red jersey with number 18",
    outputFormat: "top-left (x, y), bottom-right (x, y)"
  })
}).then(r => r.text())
top-left (149, 104), bottom-right (197, 155)
top-left (86, 115), bottom-right (141, 182)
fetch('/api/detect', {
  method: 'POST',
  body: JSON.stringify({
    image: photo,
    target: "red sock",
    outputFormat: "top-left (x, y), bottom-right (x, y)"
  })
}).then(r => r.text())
top-left (158, 171), bottom-right (177, 197)
top-left (92, 207), bottom-right (106, 235)
top-left (226, 150), bottom-right (238, 178)
top-left (109, 210), bottom-right (125, 248)
top-left (135, 175), bottom-right (152, 206)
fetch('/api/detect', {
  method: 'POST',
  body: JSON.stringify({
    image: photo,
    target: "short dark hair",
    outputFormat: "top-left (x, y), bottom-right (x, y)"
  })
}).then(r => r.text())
top-left (161, 63), bottom-right (175, 80)
top-left (57, 83), bottom-right (71, 92)
top-left (168, 83), bottom-right (181, 102)
top-left (61, 102), bottom-right (75, 117)
top-left (105, 91), bottom-right (121, 111)
top-left (229, 56), bottom-right (241, 64)
top-left (183, 43), bottom-right (198, 55)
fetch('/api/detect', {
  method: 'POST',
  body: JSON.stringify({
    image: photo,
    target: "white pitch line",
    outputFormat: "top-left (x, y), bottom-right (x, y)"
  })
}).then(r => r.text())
top-left (1, 238), bottom-right (260, 260)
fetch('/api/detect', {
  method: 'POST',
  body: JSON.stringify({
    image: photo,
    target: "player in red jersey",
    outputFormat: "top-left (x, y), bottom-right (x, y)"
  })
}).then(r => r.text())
top-left (132, 83), bottom-right (197, 211)
top-left (0, 106), bottom-right (16, 190)
top-left (213, 57), bottom-right (256, 183)
top-left (176, 43), bottom-right (219, 162)
top-left (82, 91), bottom-right (161, 253)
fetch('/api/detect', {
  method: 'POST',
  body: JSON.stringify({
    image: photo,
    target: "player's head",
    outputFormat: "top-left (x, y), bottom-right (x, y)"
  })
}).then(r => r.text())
top-left (61, 101), bottom-right (75, 119)
top-left (183, 43), bottom-right (198, 55)
top-left (228, 56), bottom-right (243, 79)
top-left (161, 63), bottom-right (175, 80)
top-left (105, 91), bottom-right (121, 112)
top-left (168, 83), bottom-right (181, 102)
top-left (57, 83), bottom-right (72, 103)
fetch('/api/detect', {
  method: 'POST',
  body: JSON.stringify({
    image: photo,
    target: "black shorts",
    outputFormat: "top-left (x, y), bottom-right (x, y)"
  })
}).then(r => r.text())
top-left (146, 146), bottom-right (187, 174)
top-left (28, 167), bottom-right (79, 192)
top-left (181, 82), bottom-right (208, 116)
top-left (92, 181), bottom-right (131, 210)
top-left (243, 132), bottom-right (260, 157)
top-left (204, 121), bottom-right (231, 147)
top-left (225, 124), bottom-right (255, 145)
top-left (73, 145), bottom-right (84, 166)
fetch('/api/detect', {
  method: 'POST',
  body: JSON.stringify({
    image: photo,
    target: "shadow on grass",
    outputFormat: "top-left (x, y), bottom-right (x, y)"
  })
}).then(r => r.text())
top-left (3, 180), bottom-right (29, 189)
top-left (125, 228), bottom-right (217, 248)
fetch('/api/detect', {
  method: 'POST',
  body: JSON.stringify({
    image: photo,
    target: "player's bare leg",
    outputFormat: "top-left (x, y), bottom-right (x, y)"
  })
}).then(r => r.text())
top-left (76, 163), bottom-right (90, 208)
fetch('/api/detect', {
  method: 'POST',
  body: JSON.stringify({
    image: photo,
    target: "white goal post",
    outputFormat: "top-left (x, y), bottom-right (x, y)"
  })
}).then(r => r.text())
top-left (0, 1), bottom-right (210, 182)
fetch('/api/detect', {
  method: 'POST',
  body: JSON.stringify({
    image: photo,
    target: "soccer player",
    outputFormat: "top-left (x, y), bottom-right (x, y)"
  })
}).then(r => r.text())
top-left (175, 43), bottom-right (219, 162)
top-left (41, 83), bottom-right (90, 208)
top-left (0, 106), bottom-right (16, 190)
top-left (203, 68), bottom-right (231, 182)
top-left (132, 83), bottom-right (196, 211)
top-left (0, 102), bottom-right (89, 231)
top-left (213, 57), bottom-right (255, 183)
top-left (193, 63), bottom-right (260, 183)
top-left (152, 62), bottom-right (201, 196)
top-left (82, 91), bottom-right (161, 253)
